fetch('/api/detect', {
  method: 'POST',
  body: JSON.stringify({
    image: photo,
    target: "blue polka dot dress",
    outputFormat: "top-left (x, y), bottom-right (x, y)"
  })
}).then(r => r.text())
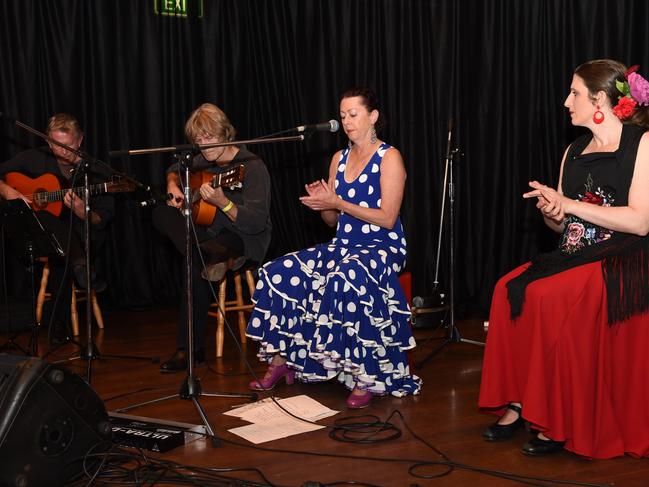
top-left (246, 143), bottom-right (421, 396)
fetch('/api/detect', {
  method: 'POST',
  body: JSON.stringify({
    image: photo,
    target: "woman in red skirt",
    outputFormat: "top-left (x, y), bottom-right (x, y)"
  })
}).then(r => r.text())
top-left (479, 59), bottom-right (649, 459)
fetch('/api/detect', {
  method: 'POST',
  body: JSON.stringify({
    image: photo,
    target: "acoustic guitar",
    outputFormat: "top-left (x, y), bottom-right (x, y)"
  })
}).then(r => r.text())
top-left (4, 172), bottom-right (138, 217)
top-left (190, 165), bottom-right (246, 226)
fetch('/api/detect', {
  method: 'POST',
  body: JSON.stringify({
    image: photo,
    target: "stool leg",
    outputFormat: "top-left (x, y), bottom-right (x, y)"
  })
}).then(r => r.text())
top-left (36, 263), bottom-right (50, 324)
top-left (71, 284), bottom-right (80, 336)
top-left (245, 269), bottom-right (256, 296)
top-left (244, 269), bottom-right (257, 339)
top-left (234, 273), bottom-right (247, 344)
top-left (216, 278), bottom-right (227, 357)
top-left (91, 291), bottom-right (104, 329)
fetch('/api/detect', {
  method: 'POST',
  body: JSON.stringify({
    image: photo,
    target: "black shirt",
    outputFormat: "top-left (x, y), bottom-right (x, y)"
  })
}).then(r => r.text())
top-left (166, 147), bottom-right (272, 263)
top-left (0, 146), bottom-right (115, 229)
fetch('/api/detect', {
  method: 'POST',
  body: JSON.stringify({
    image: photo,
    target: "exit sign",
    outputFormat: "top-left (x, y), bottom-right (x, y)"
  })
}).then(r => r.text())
top-left (154, 0), bottom-right (203, 17)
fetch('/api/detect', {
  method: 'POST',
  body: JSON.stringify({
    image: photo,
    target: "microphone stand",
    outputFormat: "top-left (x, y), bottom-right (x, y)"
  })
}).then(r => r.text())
top-left (50, 160), bottom-right (156, 380)
top-left (66, 161), bottom-right (101, 381)
top-left (110, 134), bottom-right (304, 447)
top-left (415, 121), bottom-right (483, 370)
top-left (3, 116), bottom-right (155, 382)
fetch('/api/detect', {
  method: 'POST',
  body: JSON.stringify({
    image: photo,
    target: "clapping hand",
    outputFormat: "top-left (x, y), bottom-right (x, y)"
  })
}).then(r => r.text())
top-left (523, 180), bottom-right (566, 223)
top-left (300, 179), bottom-right (339, 211)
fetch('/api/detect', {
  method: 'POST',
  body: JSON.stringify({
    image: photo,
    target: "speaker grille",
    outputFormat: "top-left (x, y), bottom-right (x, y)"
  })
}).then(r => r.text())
top-left (0, 353), bottom-right (111, 486)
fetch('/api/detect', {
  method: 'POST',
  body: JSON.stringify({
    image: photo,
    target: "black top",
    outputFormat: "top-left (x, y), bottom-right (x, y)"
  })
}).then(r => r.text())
top-left (0, 146), bottom-right (116, 229)
top-left (507, 123), bottom-right (649, 324)
top-left (166, 146), bottom-right (272, 263)
top-left (559, 124), bottom-right (645, 254)
top-left (562, 123), bottom-right (643, 202)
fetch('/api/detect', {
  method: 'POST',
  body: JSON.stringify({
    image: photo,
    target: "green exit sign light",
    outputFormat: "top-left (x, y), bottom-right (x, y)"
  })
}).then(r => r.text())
top-left (154, 0), bottom-right (203, 17)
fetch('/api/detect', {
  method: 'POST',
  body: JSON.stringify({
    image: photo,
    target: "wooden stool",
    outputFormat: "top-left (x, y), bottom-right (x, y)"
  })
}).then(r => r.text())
top-left (35, 259), bottom-right (104, 336)
top-left (207, 268), bottom-right (256, 357)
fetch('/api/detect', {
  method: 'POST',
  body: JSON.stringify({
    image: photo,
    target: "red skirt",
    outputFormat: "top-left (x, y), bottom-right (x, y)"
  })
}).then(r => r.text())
top-left (479, 261), bottom-right (649, 459)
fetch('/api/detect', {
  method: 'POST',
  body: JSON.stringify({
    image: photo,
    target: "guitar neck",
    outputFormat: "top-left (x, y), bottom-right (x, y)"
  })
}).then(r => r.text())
top-left (41, 182), bottom-right (110, 203)
top-left (211, 172), bottom-right (228, 189)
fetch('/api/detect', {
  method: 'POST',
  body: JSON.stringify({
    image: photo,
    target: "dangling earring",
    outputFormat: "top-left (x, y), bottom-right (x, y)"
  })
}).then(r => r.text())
top-left (593, 106), bottom-right (605, 124)
top-left (347, 140), bottom-right (353, 150)
top-left (370, 126), bottom-right (377, 144)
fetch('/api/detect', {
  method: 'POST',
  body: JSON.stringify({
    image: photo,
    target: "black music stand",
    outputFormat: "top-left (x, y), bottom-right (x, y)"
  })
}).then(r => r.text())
top-left (0, 199), bottom-right (64, 355)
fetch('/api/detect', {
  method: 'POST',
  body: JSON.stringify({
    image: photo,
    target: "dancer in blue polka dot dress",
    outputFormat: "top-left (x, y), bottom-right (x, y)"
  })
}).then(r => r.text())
top-left (246, 87), bottom-right (421, 408)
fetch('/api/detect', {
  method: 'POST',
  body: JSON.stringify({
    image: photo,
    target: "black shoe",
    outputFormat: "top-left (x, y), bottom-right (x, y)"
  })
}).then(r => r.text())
top-left (482, 404), bottom-right (524, 441)
top-left (522, 436), bottom-right (565, 456)
top-left (159, 349), bottom-right (205, 373)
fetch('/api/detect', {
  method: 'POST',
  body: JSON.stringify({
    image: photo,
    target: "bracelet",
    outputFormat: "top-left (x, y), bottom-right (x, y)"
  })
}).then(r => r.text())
top-left (221, 200), bottom-right (234, 213)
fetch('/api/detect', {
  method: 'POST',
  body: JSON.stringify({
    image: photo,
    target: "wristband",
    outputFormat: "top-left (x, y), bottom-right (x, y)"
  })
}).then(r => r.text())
top-left (221, 200), bottom-right (234, 213)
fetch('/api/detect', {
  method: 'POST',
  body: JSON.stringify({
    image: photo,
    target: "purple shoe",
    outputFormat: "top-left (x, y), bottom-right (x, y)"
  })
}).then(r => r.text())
top-left (346, 388), bottom-right (372, 409)
top-left (249, 362), bottom-right (295, 391)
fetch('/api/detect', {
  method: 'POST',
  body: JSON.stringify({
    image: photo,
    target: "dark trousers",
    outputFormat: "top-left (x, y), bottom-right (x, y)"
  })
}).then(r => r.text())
top-left (152, 205), bottom-right (244, 350)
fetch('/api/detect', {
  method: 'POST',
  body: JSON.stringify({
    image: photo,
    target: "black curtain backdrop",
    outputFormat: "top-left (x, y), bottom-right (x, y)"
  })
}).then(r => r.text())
top-left (1, 0), bottom-right (649, 316)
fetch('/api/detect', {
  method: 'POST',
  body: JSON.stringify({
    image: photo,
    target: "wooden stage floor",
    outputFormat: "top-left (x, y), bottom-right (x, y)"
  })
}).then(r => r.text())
top-left (1, 305), bottom-right (646, 486)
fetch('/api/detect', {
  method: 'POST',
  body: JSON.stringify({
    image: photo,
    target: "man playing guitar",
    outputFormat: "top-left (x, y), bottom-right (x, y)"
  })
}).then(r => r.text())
top-left (153, 103), bottom-right (271, 373)
top-left (0, 113), bottom-right (115, 343)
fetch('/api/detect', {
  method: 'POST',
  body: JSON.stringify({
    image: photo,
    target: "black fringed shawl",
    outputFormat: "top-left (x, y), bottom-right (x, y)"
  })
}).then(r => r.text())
top-left (507, 124), bottom-right (649, 325)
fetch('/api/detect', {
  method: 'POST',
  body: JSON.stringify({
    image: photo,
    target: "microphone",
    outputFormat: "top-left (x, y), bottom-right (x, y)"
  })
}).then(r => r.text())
top-left (296, 120), bottom-right (339, 133)
top-left (139, 192), bottom-right (173, 207)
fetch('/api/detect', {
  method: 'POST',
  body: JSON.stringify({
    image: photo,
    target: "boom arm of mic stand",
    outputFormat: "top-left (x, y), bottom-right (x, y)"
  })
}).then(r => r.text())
top-left (8, 116), bottom-right (147, 190)
top-left (108, 134), bottom-right (305, 158)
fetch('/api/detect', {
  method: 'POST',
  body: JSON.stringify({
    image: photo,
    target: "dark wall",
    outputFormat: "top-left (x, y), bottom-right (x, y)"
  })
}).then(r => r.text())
top-left (1, 0), bottom-right (649, 316)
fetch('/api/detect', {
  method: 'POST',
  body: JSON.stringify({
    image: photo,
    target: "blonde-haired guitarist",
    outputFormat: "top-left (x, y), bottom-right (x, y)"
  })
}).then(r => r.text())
top-left (152, 103), bottom-right (271, 373)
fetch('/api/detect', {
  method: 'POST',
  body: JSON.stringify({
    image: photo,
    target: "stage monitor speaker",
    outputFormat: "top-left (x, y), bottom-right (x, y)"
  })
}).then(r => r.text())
top-left (0, 353), bottom-right (112, 487)
top-left (411, 293), bottom-right (449, 329)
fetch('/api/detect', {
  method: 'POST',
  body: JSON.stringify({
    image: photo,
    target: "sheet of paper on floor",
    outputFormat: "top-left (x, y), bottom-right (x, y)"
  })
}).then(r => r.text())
top-left (228, 416), bottom-right (325, 444)
top-left (225, 394), bottom-right (338, 422)
top-left (225, 394), bottom-right (339, 444)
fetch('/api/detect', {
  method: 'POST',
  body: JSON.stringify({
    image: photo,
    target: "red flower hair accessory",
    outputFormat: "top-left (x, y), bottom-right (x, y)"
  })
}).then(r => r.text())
top-left (613, 65), bottom-right (649, 120)
top-left (613, 96), bottom-right (638, 120)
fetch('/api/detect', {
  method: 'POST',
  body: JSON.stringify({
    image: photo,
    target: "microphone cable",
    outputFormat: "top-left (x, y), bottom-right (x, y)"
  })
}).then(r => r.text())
top-left (169, 170), bottom-right (610, 487)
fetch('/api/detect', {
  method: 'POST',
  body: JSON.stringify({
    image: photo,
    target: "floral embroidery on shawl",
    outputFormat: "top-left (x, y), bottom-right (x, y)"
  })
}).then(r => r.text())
top-left (560, 174), bottom-right (615, 254)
